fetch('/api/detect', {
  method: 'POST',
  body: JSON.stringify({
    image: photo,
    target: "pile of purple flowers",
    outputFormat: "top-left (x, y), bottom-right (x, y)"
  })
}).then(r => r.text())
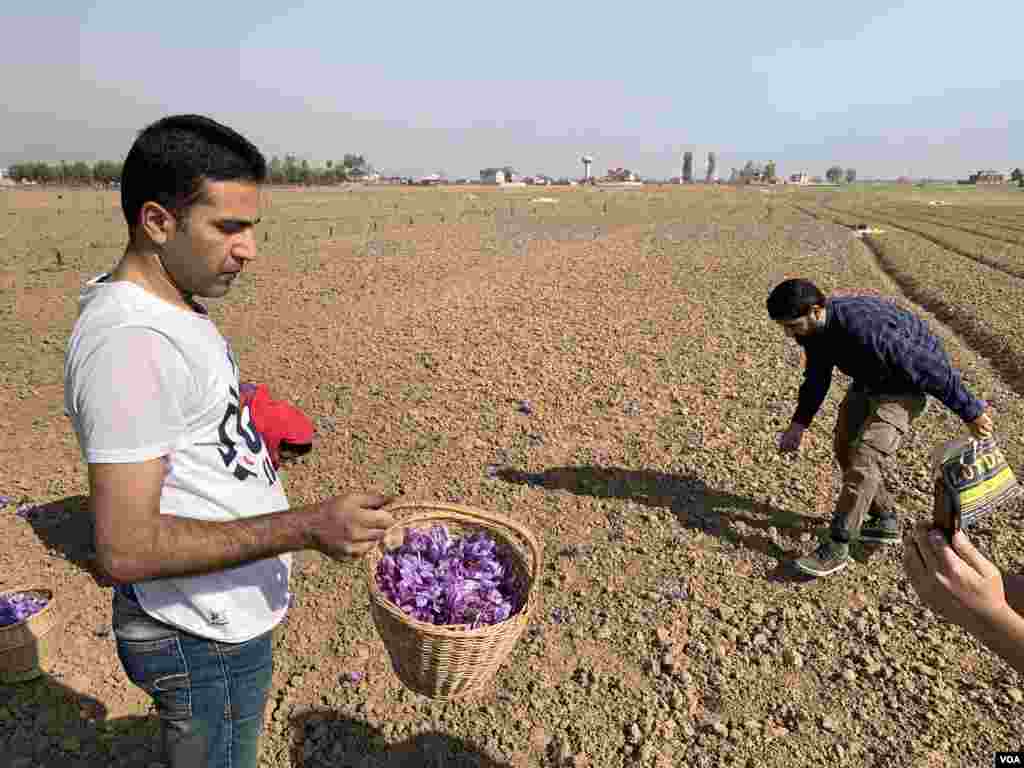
top-left (0, 592), bottom-right (48, 627)
top-left (376, 525), bottom-right (522, 628)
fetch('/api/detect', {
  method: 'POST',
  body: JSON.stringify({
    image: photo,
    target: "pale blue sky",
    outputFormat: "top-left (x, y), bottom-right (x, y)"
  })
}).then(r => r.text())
top-left (2, 1), bottom-right (1020, 179)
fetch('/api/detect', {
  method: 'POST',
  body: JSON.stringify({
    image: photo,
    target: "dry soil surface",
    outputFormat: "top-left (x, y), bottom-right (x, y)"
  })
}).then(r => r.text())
top-left (1, 186), bottom-right (1022, 768)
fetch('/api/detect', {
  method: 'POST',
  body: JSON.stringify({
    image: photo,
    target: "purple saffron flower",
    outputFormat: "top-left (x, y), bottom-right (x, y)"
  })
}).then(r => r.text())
top-left (15, 504), bottom-right (35, 519)
top-left (376, 524), bottom-right (520, 627)
top-left (0, 495), bottom-right (11, 508)
top-left (517, 400), bottom-right (533, 416)
top-left (0, 592), bottom-right (48, 627)
top-left (345, 671), bottom-right (365, 684)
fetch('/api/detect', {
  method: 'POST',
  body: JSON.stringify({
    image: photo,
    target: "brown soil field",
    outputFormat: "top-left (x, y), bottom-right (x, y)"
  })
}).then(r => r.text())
top-left (1, 184), bottom-right (1023, 767)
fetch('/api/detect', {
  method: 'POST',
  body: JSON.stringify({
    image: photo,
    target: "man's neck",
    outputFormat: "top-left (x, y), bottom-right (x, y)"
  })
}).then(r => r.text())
top-left (111, 246), bottom-right (195, 313)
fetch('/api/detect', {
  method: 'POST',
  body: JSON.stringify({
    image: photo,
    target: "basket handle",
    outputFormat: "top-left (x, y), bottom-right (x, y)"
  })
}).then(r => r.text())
top-left (382, 500), bottom-right (543, 584)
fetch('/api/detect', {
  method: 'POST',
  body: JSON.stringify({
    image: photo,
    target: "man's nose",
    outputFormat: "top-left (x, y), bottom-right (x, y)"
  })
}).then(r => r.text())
top-left (234, 230), bottom-right (257, 262)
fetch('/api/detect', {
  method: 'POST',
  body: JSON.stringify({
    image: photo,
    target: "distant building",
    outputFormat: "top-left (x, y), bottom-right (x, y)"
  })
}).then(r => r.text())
top-left (605, 167), bottom-right (638, 182)
top-left (480, 166), bottom-right (518, 185)
top-left (969, 170), bottom-right (1005, 184)
top-left (480, 168), bottom-right (505, 184)
top-left (788, 173), bottom-right (809, 185)
top-left (0, 167), bottom-right (7, 179)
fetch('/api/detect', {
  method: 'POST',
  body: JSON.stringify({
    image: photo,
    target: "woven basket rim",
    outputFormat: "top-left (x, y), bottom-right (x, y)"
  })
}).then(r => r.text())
top-left (366, 501), bottom-right (541, 638)
top-left (0, 586), bottom-right (57, 633)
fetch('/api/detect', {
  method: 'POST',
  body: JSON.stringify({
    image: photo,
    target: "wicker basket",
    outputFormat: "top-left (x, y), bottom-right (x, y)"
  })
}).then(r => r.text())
top-left (0, 587), bottom-right (63, 683)
top-left (366, 501), bottom-right (542, 701)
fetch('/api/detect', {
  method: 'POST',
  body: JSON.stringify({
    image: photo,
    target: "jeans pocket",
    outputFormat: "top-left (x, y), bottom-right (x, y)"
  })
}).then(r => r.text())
top-left (116, 635), bottom-right (192, 721)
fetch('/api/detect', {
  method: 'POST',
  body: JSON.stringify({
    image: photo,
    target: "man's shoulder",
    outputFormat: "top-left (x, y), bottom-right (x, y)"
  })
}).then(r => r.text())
top-left (68, 293), bottom-right (226, 388)
top-left (829, 295), bottom-right (913, 331)
top-left (829, 294), bottom-right (889, 315)
top-left (74, 281), bottom-right (218, 343)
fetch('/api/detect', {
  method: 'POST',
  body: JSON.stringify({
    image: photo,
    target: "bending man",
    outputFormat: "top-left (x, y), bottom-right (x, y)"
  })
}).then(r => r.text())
top-left (766, 279), bottom-right (992, 577)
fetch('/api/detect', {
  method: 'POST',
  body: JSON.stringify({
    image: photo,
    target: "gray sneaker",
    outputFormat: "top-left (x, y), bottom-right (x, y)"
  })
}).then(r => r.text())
top-left (794, 540), bottom-right (850, 577)
top-left (860, 514), bottom-right (901, 545)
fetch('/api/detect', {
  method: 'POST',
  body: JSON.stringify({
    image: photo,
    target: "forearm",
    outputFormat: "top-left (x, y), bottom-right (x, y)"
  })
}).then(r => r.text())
top-left (793, 372), bottom-right (831, 427)
top-left (971, 602), bottom-right (1024, 677)
top-left (107, 503), bottom-right (325, 583)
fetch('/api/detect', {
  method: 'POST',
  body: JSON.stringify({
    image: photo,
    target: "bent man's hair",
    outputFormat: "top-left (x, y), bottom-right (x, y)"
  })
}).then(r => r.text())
top-left (766, 278), bottom-right (826, 322)
top-left (121, 114), bottom-right (266, 238)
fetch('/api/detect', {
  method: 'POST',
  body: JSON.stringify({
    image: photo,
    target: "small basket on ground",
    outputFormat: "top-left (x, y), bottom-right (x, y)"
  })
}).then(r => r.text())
top-left (0, 586), bottom-right (63, 684)
top-left (366, 501), bottom-right (542, 701)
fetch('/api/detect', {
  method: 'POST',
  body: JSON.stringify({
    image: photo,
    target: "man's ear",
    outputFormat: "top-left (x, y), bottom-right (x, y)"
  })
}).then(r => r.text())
top-left (139, 201), bottom-right (177, 245)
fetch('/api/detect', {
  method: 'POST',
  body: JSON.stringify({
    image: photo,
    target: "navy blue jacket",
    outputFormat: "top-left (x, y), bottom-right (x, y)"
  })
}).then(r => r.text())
top-left (793, 296), bottom-right (984, 427)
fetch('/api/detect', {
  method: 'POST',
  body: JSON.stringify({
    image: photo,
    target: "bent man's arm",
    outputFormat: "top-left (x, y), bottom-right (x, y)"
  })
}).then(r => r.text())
top-left (90, 460), bottom-right (391, 583)
top-left (791, 343), bottom-right (833, 428)
top-left (883, 334), bottom-right (984, 424)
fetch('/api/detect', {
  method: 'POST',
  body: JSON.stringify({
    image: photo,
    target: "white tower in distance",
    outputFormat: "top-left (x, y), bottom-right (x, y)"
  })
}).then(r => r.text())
top-left (581, 155), bottom-right (593, 182)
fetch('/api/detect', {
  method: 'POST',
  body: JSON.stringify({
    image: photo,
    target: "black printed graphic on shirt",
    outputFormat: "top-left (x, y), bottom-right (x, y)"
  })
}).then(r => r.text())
top-left (216, 385), bottom-right (277, 485)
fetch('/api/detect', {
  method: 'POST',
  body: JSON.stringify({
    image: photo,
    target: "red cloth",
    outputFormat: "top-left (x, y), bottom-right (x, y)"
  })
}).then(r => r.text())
top-left (240, 383), bottom-right (314, 469)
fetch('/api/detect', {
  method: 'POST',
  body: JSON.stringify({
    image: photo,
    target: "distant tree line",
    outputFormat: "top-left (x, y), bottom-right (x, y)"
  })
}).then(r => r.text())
top-left (6, 160), bottom-right (123, 185)
top-left (826, 165), bottom-right (857, 183)
top-left (6, 154), bottom-right (375, 186)
top-left (729, 160), bottom-right (776, 184)
top-left (267, 154), bottom-right (374, 185)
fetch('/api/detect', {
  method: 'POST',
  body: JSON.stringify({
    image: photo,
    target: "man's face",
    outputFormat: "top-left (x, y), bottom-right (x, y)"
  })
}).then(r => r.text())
top-left (777, 305), bottom-right (825, 339)
top-left (161, 179), bottom-right (262, 299)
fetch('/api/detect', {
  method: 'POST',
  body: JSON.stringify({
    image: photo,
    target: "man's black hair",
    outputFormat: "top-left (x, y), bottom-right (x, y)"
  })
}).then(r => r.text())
top-left (121, 114), bottom-right (266, 238)
top-left (766, 278), bottom-right (826, 322)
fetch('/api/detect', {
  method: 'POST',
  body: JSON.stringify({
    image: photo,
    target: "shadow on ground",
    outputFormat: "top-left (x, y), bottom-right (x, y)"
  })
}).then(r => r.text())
top-left (18, 494), bottom-right (112, 587)
top-left (0, 672), bottom-right (162, 767)
top-left (289, 710), bottom-right (512, 768)
top-left (496, 464), bottom-right (853, 583)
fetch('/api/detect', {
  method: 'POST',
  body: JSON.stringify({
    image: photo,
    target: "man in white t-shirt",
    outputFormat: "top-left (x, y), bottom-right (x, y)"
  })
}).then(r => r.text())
top-left (64, 114), bottom-right (395, 768)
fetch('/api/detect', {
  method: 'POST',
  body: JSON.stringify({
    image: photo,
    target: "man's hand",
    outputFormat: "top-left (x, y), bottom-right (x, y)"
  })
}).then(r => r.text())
top-left (314, 493), bottom-right (396, 560)
top-left (967, 409), bottom-right (994, 439)
top-left (903, 523), bottom-right (1007, 631)
top-left (778, 422), bottom-right (806, 454)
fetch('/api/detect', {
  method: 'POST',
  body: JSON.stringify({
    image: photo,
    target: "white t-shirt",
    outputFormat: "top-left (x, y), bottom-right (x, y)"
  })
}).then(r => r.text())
top-left (64, 274), bottom-right (291, 642)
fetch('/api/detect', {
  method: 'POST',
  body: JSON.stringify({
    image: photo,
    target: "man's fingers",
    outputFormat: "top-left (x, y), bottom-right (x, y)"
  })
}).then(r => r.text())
top-left (950, 530), bottom-right (997, 577)
top-left (355, 506), bottom-right (398, 531)
top-left (348, 493), bottom-right (396, 510)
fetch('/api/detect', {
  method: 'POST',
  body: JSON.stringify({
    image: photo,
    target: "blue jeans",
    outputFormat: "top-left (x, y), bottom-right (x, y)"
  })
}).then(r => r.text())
top-left (112, 591), bottom-right (274, 768)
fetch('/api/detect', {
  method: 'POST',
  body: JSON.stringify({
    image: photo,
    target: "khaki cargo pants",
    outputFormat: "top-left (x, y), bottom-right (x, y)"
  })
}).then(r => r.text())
top-left (830, 385), bottom-right (928, 542)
